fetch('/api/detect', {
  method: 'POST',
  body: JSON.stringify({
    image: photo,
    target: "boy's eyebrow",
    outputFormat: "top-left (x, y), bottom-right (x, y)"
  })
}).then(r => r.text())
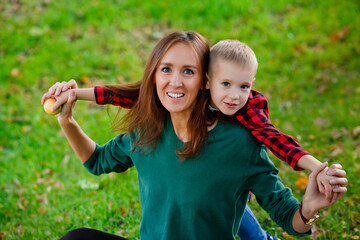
top-left (221, 78), bottom-right (252, 83)
top-left (160, 62), bottom-right (198, 69)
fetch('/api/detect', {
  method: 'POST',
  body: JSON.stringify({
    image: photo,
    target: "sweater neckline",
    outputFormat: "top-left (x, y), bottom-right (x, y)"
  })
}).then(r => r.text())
top-left (166, 115), bottom-right (220, 144)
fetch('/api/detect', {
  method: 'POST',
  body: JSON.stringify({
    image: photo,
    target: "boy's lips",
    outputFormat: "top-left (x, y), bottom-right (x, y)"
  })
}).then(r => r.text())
top-left (224, 102), bottom-right (238, 108)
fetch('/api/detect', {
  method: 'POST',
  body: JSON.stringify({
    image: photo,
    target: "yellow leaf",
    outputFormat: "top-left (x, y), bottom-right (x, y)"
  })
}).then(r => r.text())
top-left (11, 68), bottom-right (20, 77)
top-left (295, 176), bottom-right (308, 191)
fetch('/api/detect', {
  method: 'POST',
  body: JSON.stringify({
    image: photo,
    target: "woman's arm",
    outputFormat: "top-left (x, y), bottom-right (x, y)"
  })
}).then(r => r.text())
top-left (44, 89), bottom-right (96, 163)
top-left (247, 146), bottom-right (347, 236)
top-left (292, 162), bottom-right (347, 232)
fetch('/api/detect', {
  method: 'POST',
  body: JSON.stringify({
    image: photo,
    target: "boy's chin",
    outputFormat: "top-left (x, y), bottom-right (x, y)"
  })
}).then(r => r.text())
top-left (219, 108), bottom-right (239, 116)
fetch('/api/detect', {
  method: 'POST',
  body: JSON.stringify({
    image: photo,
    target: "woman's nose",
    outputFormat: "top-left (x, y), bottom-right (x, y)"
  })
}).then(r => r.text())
top-left (169, 74), bottom-right (183, 87)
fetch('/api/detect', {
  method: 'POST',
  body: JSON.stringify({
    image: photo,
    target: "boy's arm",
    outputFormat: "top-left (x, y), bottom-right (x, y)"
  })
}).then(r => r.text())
top-left (94, 86), bottom-right (136, 109)
top-left (46, 80), bottom-right (137, 109)
top-left (236, 90), bottom-right (310, 171)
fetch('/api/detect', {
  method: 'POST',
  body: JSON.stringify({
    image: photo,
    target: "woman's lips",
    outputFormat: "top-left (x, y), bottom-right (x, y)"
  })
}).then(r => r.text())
top-left (167, 92), bottom-right (185, 98)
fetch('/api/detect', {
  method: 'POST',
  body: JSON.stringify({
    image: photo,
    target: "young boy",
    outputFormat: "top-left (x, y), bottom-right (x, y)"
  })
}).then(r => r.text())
top-left (43, 40), bottom-right (345, 239)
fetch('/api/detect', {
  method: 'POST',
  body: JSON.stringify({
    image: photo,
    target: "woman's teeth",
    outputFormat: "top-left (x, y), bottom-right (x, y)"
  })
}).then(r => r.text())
top-left (167, 93), bottom-right (185, 98)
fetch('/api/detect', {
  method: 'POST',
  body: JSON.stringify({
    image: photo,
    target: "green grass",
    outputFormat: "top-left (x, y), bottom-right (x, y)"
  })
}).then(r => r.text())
top-left (1, 0), bottom-right (359, 239)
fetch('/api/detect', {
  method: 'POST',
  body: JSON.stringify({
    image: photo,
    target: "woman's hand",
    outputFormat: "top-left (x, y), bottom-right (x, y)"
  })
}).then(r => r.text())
top-left (41, 80), bottom-right (78, 114)
top-left (55, 90), bottom-right (78, 123)
top-left (301, 162), bottom-right (347, 219)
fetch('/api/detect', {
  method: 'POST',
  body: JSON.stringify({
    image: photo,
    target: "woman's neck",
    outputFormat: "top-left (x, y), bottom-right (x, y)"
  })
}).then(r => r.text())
top-left (170, 112), bottom-right (191, 143)
top-left (170, 112), bottom-right (218, 143)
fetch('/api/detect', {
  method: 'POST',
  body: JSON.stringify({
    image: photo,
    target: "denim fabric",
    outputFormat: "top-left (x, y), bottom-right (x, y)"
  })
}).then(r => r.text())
top-left (238, 205), bottom-right (278, 240)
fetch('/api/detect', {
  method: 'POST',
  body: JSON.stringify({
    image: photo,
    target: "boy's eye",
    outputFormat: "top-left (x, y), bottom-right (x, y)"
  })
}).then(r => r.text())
top-left (222, 82), bottom-right (230, 87)
top-left (161, 67), bottom-right (171, 73)
top-left (241, 84), bottom-right (250, 89)
top-left (184, 69), bottom-right (194, 75)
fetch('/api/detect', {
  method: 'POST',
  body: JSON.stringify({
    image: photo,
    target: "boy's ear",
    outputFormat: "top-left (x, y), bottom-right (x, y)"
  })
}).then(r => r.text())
top-left (205, 73), bottom-right (210, 89)
top-left (250, 77), bottom-right (255, 88)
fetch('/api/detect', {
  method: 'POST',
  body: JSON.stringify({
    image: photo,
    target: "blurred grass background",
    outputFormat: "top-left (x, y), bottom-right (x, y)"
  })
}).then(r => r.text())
top-left (1, 0), bottom-right (359, 239)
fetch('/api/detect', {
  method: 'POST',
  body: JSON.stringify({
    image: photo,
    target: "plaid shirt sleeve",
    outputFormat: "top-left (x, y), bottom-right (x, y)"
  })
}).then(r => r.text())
top-left (235, 90), bottom-right (310, 170)
top-left (94, 86), bottom-right (136, 109)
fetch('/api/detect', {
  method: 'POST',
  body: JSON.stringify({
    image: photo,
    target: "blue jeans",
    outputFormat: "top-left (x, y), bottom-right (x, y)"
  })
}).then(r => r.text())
top-left (238, 205), bottom-right (277, 240)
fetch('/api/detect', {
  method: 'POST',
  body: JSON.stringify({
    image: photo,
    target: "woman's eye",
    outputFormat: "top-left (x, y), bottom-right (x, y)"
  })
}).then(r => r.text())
top-left (161, 67), bottom-right (171, 73)
top-left (222, 82), bottom-right (230, 87)
top-left (184, 69), bottom-right (194, 75)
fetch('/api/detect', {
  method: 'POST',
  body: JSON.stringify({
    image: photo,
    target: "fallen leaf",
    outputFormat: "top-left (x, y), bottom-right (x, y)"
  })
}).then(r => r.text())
top-left (330, 146), bottom-right (343, 157)
top-left (310, 224), bottom-right (323, 239)
top-left (62, 154), bottom-right (70, 164)
top-left (331, 130), bottom-right (342, 139)
top-left (353, 126), bottom-right (360, 137)
top-left (79, 76), bottom-right (91, 86)
top-left (17, 202), bottom-right (25, 210)
top-left (119, 207), bottom-right (128, 217)
top-left (108, 200), bottom-right (113, 211)
top-left (13, 179), bottom-right (21, 187)
top-left (37, 194), bottom-right (49, 205)
top-left (347, 198), bottom-right (354, 206)
top-left (77, 180), bottom-right (99, 190)
top-left (317, 84), bottom-right (327, 94)
top-left (314, 118), bottom-right (329, 128)
top-left (295, 176), bottom-right (308, 191)
top-left (21, 126), bottom-right (31, 134)
top-left (37, 206), bottom-right (46, 214)
top-left (281, 232), bottom-right (295, 240)
top-left (11, 68), bottom-right (20, 77)
top-left (330, 26), bottom-right (350, 42)
top-left (42, 168), bottom-right (54, 175)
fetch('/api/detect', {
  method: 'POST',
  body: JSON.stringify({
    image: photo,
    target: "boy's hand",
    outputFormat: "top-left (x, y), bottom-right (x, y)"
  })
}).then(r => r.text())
top-left (316, 163), bottom-right (347, 202)
top-left (48, 79), bottom-right (78, 96)
top-left (302, 162), bottom-right (347, 216)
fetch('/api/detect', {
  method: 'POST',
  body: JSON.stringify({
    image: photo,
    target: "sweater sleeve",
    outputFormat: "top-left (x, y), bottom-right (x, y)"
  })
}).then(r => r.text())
top-left (244, 144), bottom-right (311, 237)
top-left (84, 134), bottom-right (134, 175)
top-left (236, 90), bottom-right (310, 170)
top-left (94, 86), bottom-right (136, 108)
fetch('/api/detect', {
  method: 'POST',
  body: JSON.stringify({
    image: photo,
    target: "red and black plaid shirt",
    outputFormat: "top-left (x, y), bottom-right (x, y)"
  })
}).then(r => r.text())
top-left (95, 86), bottom-right (309, 170)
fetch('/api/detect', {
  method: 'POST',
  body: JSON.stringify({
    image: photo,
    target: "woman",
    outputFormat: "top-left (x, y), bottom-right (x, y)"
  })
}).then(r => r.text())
top-left (44, 31), bottom-right (347, 240)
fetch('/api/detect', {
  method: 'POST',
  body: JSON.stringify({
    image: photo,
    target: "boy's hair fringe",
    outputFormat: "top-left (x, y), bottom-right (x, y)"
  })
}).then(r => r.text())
top-left (210, 40), bottom-right (258, 71)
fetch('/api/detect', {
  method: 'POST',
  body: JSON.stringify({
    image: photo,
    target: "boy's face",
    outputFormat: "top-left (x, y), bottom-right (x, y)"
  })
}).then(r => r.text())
top-left (207, 59), bottom-right (255, 116)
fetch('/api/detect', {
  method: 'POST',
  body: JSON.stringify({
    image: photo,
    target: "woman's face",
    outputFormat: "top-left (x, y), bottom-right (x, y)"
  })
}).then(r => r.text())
top-left (155, 43), bottom-right (202, 118)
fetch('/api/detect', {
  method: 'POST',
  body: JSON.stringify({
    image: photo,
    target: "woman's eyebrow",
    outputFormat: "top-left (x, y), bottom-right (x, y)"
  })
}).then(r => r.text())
top-left (159, 62), bottom-right (198, 69)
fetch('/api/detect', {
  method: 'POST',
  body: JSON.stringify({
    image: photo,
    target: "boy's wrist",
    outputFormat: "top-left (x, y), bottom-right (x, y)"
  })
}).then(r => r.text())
top-left (297, 155), bottom-right (322, 172)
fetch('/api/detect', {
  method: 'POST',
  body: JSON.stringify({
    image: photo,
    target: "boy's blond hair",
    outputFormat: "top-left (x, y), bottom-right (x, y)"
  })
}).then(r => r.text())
top-left (210, 40), bottom-right (258, 73)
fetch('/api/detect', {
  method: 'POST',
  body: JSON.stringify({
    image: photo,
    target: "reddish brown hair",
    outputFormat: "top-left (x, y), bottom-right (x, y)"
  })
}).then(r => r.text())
top-left (107, 31), bottom-right (214, 159)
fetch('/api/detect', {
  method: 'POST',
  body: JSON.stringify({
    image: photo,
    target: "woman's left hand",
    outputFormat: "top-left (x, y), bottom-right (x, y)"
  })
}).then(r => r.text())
top-left (301, 162), bottom-right (347, 218)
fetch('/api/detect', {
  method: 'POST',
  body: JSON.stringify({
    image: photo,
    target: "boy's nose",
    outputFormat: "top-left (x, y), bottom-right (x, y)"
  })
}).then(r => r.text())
top-left (169, 74), bottom-right (183, 87)
top-left (229, 90), bottom-right (241, 100)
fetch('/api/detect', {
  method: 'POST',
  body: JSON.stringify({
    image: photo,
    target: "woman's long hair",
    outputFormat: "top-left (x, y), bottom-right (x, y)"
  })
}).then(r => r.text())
top-left (106, 31), bottom-right (215, 160)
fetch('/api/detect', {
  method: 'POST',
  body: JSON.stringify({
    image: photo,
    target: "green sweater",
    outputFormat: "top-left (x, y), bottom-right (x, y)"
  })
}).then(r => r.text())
top-left (84, 118), bottom-right (308, 239)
